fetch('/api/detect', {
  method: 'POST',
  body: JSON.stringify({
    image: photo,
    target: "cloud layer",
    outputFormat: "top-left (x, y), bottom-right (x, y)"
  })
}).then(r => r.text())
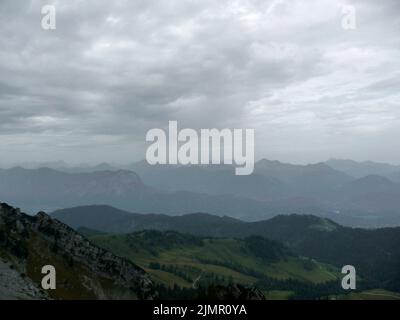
top-left (0, 0), bottom-right (399, 164)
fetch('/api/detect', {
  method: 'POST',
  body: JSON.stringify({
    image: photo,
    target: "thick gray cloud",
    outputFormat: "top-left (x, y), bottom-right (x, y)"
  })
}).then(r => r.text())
top-left (0, 0), bottom-right (399, 165)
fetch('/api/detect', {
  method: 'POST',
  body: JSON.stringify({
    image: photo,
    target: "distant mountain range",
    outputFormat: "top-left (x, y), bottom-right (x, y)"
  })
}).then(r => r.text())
top-left (326, 159), bottom-right (400, 181)
top-left (0, 167), bottom-right (273, 220)
top-left (53, 204), bottom-right (400, 293)
top-left (2, 158), bottom-right (400, 227)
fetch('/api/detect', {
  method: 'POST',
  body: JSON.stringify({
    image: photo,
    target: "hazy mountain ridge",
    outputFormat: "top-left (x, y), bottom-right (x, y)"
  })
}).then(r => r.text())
top-left (0, 167), bottom-right (274, 220)
top-left (327, 159), bottom-right (400, 181)
top-left (2, 158), bottom-right (400, 226)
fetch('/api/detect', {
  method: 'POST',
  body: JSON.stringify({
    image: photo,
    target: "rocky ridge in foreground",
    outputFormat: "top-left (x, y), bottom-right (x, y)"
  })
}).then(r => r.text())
top-left (0, 202), bottom-right (155, 300)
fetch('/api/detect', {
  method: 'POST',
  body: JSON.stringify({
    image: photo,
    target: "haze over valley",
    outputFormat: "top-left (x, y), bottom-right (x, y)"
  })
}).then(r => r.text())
top-left (2, 158), bottom-right (400, 228)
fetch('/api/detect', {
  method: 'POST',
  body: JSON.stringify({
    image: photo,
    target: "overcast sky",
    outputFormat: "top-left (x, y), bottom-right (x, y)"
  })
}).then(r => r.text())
top-left (0, 0), bottom-right (399, 165)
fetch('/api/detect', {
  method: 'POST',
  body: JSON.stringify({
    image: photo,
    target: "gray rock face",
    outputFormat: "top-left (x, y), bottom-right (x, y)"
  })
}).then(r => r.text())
top-left (0, 202), bottom-right (156, 300)
top-left (0, 259), bottom-right (48, 300)
top-left (34, 211), bottom-right (154, 295)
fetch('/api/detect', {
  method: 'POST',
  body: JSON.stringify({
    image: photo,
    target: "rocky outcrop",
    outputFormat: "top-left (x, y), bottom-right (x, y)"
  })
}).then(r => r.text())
top-left (0, 258), bottom-right (48, 300)
top-left (0, 202), bottom-right (156, 300)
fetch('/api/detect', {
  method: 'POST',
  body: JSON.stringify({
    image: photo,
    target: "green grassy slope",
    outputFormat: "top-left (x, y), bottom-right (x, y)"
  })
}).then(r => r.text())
top-left (89, 230), bottom-right (339, 299)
